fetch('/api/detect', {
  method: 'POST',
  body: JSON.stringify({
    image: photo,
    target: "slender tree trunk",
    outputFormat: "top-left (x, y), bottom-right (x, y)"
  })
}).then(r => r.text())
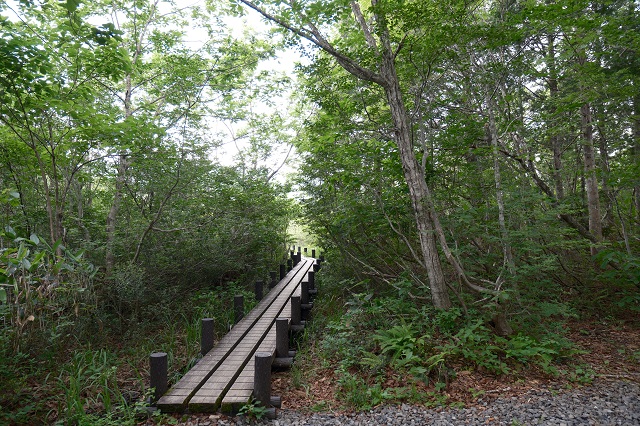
top-left (487, 94), bottom-right (514, 274)
top-left (32, 148), bottom-right (57, 246)
top-left (105, 154), bottom-right (128, 277)
top-left (633, 95), bottom-right (640, 226)
top-left (596, 112), bottom-right (614, 232)
top-left (380, 48), bottom-right (451, 310)
top-left (547, 34), bottom-right (565, 200)
top-left (581, 102), bottom-right (603, 254)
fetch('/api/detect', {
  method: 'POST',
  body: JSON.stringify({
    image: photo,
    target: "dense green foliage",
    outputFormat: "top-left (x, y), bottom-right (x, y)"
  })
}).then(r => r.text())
top-left (286, 0), bottom-right (640, 316)
top-left (292, 268), bottom-right (596, 411)
top-left (0, 0), bottom-right (295, 423)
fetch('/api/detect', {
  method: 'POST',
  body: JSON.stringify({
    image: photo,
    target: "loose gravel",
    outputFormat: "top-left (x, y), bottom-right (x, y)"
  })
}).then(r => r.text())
top-left (204, 379), bottom-right (639, 426)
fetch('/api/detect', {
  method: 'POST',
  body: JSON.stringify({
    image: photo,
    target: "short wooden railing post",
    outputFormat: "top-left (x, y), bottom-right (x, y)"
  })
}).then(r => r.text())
top-left (150, 352), bottom-right (168, 404)
top-left (234, 294), bottom-right (244, 324)
top-left (276, 317), bottom-right (289, 358)
top-left (290, 296), bottom-right (301, 326)
top-left (269, 271), bottom-right (277, 289)
top-left (311, 249), bottom-right (316, 259)
top-left (254, 352), bottom-right (276, 418)
top-left (301, 281), bottom-right (312, 321)
top-left (255, 280), bottom-right (264, 301)
top-left (279, 264), bottom-right (286, 280)
top-left (201, 318), bottom-right (214, 356)
top-left (287, 259), bottom-right (292, 272)
top-left (308, 271), bottom-right (316, 294)
top-left (273, 317), bottom-right (295, 369)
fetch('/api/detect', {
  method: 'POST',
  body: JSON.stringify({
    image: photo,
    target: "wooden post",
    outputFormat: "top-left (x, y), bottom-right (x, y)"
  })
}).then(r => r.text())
top-left (201, 318), bottom-right (214, 356)
top-left (297, 246), bottom-right (302, 254)
top-left (279, 264), bottom-right (286, 280)
top-left (313, 263), bottom-right (320, 273)
top-left (150, 352), bottom-right (168, 403)
top-left (301, 281), bottom-right (309, 305)
top-left (290, 296), bottom-right (301, 326)
top-left (255, 280), bottom-right (264, 301)
top-left (275, 317), bottom-right (289, 358)
top-left (234, 295), bottom-right (244, 324)
top-left (304, 247), bottom-right (307, 255)
top-left (312, 249), bottom-right (316, 258)
top-left (301, 281), bottom-right (313, 321)
top-left (269, 271), bottom-right (277, 289)
top-left (308, 271), bottom-right (315, 291)
top-left (253, 352), bottom-right (276, 418)
top-left (287, 259), bottom-right (292, 272)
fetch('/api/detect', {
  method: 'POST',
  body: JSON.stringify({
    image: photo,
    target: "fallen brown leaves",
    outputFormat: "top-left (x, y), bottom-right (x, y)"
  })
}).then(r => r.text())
top-left (274, 318), bottom-right (640, 412)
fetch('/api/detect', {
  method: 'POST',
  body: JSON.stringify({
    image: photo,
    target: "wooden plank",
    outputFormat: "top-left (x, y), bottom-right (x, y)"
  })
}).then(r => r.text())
top-left (157, 257), bottom-right (314, 412)
top-left (220, 324), bottom-right (279, 414)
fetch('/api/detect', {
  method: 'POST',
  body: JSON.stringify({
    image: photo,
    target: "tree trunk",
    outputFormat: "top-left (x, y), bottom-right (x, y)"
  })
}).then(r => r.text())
top-left (581, 102), bottom-right (603, 254)
top-left (487, 94), bottom-right (514, 274)
top-left (380, 47), bottom-right (451, 310)
top-left (105, 153), bottom-right (128, 277)
top-left (633, 95), bottom-right (640, 226)
top-left (547, 33), bottom-right (565, 200)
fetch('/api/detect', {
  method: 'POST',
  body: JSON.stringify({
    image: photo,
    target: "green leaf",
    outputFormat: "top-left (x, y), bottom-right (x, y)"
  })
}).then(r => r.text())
top-left (29, 233), bottom-right (40, 245)
top-left (17, 244), bottom-right (29, 261)
top-left (4, 225), bottom-right (16, 239)
top-left (62, 0), bottom-right (82, 13)
top-left (0, 288), bottom-right (6, 304)
top-left (32, 251), bottom-right (47, 268)
top-left (53, 239), bottom-right (65, 253)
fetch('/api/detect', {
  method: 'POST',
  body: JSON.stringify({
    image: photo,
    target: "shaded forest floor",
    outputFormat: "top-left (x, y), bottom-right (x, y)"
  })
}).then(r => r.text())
top-left (145, 316), bottom-right (639, 425)
top-left (271, 318), bottom-right (640, 412)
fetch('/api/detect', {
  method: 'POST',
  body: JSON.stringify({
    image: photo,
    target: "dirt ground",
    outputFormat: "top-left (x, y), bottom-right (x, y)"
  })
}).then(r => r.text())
top-left (269, 319), bottom-right (640, 413)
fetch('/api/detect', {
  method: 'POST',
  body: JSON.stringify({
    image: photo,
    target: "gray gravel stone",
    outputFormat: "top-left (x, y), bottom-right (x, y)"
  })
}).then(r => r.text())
top-left (256, 379), bottom-right (640, 426)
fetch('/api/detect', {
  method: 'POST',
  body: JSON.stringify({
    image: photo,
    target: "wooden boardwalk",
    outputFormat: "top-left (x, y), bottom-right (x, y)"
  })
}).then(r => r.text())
top-left (156, 257), bottom-right (315, 413)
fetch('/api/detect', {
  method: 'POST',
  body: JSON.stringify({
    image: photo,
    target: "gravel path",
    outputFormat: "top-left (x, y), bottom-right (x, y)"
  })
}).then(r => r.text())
top-left (204, 379), bottom-right (639, 426)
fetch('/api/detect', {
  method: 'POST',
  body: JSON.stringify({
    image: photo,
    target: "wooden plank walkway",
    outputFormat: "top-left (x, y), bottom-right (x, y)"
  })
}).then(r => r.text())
top-left (156, 257), bottom-right (314, 413)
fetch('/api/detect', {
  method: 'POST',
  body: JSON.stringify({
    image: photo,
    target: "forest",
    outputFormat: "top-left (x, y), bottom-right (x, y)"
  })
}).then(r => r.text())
top-left (1, 0), bottom-right (638, 424)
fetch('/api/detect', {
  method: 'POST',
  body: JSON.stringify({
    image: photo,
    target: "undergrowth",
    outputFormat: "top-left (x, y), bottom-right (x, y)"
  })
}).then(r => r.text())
top-left (0, 281), bottom-right (258, 425)
top-left (294, 270), bottom-right (595, 411)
